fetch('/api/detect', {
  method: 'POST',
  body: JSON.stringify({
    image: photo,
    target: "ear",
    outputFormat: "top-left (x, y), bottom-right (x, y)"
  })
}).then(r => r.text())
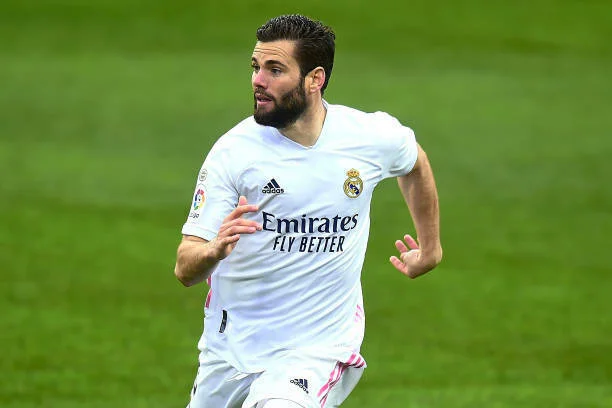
top-left (306, 67), bottom-right (326, 94)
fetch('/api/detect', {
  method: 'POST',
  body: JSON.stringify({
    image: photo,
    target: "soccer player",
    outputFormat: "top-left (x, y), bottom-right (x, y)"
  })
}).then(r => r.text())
top-left (174, 14), bottom-right (442, 408)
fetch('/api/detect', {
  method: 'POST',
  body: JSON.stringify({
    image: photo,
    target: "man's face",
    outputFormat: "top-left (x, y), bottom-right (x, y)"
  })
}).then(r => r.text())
top-left (251, 40), bottom-right (308, 129)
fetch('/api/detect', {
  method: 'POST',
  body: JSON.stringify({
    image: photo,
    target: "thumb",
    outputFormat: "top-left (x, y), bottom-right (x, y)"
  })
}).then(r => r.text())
top-left (238, 195), bottom-right (248, 206)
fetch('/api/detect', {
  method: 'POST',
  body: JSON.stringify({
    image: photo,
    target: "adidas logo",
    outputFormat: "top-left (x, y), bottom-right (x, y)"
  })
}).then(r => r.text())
top-left (261, 178), bottom-right (284, 194)
top-left (290, 378), bottom-right (308, 394)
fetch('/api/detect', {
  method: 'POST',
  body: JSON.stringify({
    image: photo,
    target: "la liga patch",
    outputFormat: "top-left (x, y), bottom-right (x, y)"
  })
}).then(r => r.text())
top-left (192, 185), bottom-right (206, 211)
top-left (188, 185), bottom-right (206, 222)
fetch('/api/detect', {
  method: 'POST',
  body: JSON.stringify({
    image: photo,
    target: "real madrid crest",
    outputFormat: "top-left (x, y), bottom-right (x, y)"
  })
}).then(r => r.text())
top-left (343, 168), bottom-right (363, 198)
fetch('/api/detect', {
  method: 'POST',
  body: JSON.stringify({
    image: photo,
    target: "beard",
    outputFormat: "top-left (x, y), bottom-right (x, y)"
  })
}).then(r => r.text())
top-left (253, 80), bottom-right (307, 129)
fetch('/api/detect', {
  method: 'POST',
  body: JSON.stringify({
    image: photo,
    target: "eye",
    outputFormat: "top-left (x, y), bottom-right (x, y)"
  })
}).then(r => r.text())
top-left (271, 67), bottom-right (282, 75)
top-left (251, 64), bottom-right (260, 73)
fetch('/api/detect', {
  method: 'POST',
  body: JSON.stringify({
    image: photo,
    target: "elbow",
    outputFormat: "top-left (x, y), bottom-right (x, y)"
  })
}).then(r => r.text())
top-left (174, 264), bottom-right (198, 287)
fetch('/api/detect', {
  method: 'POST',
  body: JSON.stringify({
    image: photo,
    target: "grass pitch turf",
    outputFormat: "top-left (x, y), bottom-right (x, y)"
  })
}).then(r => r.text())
top-left (1, 1), bottom-right (611, 406)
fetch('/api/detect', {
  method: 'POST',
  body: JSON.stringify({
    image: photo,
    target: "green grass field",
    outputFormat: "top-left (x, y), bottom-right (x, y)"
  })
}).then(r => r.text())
top-left (1, 1), bottom-right (611, 406)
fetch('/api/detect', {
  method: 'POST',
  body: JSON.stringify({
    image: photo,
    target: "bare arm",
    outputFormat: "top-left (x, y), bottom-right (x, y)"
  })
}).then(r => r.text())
top-left (174, 196), bottom-right (261, 286)
top-left (174, 235), bottom-right (218, 287)
top-left (390, 143), bottom-right (442, 278)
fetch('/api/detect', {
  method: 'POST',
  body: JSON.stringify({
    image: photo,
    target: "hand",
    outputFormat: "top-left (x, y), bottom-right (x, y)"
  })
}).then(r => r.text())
top-left (389, 234), bottom-right (440, 279)
top-left (209, 196), bottom-right (261, 260)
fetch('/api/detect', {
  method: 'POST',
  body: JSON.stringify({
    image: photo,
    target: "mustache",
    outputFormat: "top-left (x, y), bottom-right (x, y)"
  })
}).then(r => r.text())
top-left (254, 88), bottom-right (275, 100)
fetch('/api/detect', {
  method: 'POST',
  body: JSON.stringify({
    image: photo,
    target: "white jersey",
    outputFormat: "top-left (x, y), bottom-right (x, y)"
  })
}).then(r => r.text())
top-left (181, 102), bottom-right (418, 373)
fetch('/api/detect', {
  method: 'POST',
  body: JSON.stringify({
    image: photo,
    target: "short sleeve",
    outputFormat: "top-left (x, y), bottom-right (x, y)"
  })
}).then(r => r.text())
top-left (181, 140), bottom-right (239, 241)
top-left (376, 112), bottom-right (418, 178)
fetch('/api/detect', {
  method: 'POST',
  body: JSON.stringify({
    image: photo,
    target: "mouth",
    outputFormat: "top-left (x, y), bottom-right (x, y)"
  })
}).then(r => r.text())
top-left (255, 92), bottom-right (274, 106)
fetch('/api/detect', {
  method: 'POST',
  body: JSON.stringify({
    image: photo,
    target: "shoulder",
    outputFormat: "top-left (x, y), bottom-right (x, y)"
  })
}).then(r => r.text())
top-left (328, 103), bottom-right (410, 132)
top-left (210, 116), bottom-right (269, 156)
top-left (327, 103), bottom-right (415, 149)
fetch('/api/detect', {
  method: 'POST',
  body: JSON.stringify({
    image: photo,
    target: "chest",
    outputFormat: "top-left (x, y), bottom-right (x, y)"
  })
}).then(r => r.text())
top-left (237, 149), bottom-right (382, 215)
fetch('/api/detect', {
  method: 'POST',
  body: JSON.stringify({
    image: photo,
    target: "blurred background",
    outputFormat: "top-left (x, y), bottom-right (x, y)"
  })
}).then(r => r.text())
top-left (1, 0), bottom-right (611, 407)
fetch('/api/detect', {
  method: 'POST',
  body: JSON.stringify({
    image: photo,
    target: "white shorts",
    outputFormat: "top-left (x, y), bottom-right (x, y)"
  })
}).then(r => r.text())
top-left (187, 348), bottom-right (366, 408)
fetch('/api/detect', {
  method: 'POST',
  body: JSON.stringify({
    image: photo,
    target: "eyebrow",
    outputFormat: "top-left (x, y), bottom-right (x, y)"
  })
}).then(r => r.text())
top-left (251, 57), bottom-right (289, 69)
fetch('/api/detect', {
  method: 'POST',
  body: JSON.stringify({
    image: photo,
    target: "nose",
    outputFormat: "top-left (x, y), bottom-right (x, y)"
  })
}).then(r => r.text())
top-left (252, 70), bottom-right (266, 89)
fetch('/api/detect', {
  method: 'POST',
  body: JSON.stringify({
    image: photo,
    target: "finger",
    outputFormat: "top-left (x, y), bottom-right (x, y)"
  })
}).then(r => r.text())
top-left (219, 234), bottom-right (241, 245)
top-left (404, 234), bottom-right (419, 250)
top-left (395, 239), bottom-right (409, 254)
top-left (219, 225), bottom-right (258, 237)
top-left (238, 195), bottom-right (248, 206)
top-left (219, 218), bottom-right (262, 233)
top-left (221, 218), bottom-right (262, 228)
top-left (210, 235), bottom-right (240, 258)
top-left (389, 256), bottom-right (408, 275)
top-left (224, 203), bottom-right (259, 222)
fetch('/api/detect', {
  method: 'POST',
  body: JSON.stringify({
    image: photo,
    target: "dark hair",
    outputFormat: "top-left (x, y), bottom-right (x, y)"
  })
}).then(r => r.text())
top-left (256, 14), bottom-right (335, 95)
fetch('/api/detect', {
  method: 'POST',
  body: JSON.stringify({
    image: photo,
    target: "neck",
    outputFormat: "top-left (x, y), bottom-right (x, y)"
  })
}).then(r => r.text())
top-left (278, 98), bottom-right (326, 147)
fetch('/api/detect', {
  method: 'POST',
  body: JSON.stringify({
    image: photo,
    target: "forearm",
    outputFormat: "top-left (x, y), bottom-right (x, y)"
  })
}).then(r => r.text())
top-left (174, 238), bottom-right (220, 287)
top-left (398, 146), bottom-right (442, 266)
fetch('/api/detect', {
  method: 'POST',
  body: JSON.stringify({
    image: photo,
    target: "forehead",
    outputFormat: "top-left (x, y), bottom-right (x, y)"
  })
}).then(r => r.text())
top-left (252, 40), bottom-right (298, 65)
